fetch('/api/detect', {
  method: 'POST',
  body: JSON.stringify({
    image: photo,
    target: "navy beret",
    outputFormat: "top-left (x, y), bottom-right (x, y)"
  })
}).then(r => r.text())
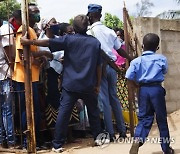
top-left (87, 4), bottom-right (102, 14)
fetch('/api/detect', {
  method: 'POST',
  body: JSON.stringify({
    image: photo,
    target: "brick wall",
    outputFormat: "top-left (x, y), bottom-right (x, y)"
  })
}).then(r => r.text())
top-left (133, 17), bottom-right (180, 113)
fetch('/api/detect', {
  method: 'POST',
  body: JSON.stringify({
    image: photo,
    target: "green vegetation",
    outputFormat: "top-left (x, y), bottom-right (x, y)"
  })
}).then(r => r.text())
top-left (103, 13), bottom-right (123, 29)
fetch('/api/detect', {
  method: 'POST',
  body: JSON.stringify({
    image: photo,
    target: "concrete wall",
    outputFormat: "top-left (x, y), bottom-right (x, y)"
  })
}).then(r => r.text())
top-left (133, 17), bottom-right (180, 113)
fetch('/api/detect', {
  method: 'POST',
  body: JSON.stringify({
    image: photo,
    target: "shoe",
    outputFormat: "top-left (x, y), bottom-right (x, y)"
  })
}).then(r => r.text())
top-left (8, 144), bottom-right (15, 149)
top-left (110, 134), bottom-right (116, 142)
top-left (36, 142), bottom-right (49, 151)
top-left (52, 147), bottom-right (64, 153)
top-left (0, 141), bottom-right (8, 148)
top-left (129, 142), bottom-right (140, 154)
top-left (163, 147), bottom-right (174, 154)
top-left (119, 132), bottom-right (127, 139)
top-left (94, 138), bottom-right (110, 146)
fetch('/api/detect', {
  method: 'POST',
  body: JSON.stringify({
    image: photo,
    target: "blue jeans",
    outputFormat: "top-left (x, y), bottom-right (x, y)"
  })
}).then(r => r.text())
top-left (0, 79), bottom-right (15, 145)
top-left (135, 85), bottom-right (170, 153)
top-left (99, 65), bottom-right (126, 135)
top-left (52, 89), bottom-right (102, 149)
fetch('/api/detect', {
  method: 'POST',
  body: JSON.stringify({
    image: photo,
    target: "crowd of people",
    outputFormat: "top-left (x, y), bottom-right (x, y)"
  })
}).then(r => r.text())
top-left (0, 3), bottom-right (174, 154)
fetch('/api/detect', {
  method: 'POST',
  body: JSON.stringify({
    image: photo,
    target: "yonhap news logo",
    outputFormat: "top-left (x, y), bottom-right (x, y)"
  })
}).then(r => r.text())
top-left (116, 137), bottom-right (175, 144)
top-left (95, 133), bottom-right (175, 148)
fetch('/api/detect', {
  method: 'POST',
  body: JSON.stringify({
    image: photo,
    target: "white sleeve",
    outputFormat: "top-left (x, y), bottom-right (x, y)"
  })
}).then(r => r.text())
top-left (113, 36), bottom-right (122, 50)
top-left (109, 29), bottom-right (121, 50)
top-left (0, 24), bottom-right (14, 47)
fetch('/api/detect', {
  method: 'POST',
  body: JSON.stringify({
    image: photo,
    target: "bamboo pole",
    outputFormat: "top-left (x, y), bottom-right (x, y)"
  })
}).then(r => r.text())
top-left (21, 0), bottom-right (36, 153)
top-left (123, 3), bottom-right (135, 137)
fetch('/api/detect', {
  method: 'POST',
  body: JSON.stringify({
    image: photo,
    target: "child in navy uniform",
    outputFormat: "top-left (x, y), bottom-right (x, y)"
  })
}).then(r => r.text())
top-left (126, 33), bottom-right (174, 154)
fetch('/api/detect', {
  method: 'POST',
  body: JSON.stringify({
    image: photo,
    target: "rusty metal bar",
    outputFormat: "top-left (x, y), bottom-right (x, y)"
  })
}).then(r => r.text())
top-left (126, 10), bottom-right (133, 32)
top-left (0, 31), bottom-right (22, 37)
top-left (123, 5), bottom-right (135, 137)
top-left (134, 34), bottom-right (139, 57)
top-left (21, 0), bottom-right (36, 153)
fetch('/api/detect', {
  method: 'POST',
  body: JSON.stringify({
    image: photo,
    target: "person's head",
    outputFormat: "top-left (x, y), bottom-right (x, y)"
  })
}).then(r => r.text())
top-left (40, 17), bottom-right (57, 32)
top-left (28, 3), bottom-right (40, 27)
top-left (40, 17), bottom-right (57, 30)
top-left (142, 33), bottom-right (160, 52)
top-left (9, 10), bottom-right (22, 32)
top-left (73, 14), bottom-right (88, 34)
top-left (39, 17), bottom-right (60, 37)
top-left (59, 23), bottom-right (74, 36)
top-left (87, 4), bottom-right (102, 25)
top-left (114, 27), bottom-right (124, 42)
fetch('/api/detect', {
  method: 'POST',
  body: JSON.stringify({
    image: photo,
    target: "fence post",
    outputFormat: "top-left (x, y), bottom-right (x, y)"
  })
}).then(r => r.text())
top-left (123, 5), bottom-right (135, 137)
top-left (21, 0), bottom-right (36, 153)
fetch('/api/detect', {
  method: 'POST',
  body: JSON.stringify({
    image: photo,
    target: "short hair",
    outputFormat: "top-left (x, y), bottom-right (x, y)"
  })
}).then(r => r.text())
top-left (28, 3), bottom-right (37, 6)
top-left (114, 27), bottom-right (124, 40)
top-left (73, 14), bottom-right (88, 34)
top-left (11, 10), bottom-right (21, 19)
top-left (59, 23), bottom-right (71, 36)
top-left (73, 15), bottom-right (88, 34)
top-left (28, 3), bottom-right (39, 13)
top-left (143, 33), bottom-right (160, 51)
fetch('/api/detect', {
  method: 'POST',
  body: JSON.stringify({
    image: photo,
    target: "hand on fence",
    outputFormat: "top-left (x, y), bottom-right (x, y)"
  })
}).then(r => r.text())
top-left (20, 31), bottom-right (31, 45)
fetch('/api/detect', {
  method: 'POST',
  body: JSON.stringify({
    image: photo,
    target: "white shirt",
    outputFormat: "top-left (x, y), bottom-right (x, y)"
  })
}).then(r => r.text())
top-left (0, 28), bottom-right (10, 80)
top-left (87, 21), bottom-right (122, 61)
top-left (0, 23), bottom-right (14, 47)
top-left (38, 31), bottom-right (64, 74)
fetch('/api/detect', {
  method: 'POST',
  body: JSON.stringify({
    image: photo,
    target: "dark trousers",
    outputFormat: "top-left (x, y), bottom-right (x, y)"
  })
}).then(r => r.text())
top-left (135, 85), bottom-right (170, 153)
top-left (14, 81), bottom-right (41, 143)
top-left (46, 68), bottom-right (60, 108)
top-left (52, 89), bottom-right (102, 149)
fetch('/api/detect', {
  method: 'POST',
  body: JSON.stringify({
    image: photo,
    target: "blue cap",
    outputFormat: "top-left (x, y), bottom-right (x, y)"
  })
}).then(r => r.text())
top-left (87, 4), bottom-right (102, 14)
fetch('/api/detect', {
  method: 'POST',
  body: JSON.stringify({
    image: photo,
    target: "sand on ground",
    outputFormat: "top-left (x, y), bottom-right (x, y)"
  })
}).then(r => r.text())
top-left (0, 110), bottom-right (180, 154)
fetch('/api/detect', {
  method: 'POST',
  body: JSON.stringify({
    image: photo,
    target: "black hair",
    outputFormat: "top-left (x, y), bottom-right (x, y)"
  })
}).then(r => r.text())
top-left (143, 33), bottom-right (160, 51)
top-left (114, 27), bottom-right (124, 41)
top-left (73, 14), bottom-right (88, 34)
top-left (59, 23), bottom-right (71, 36)
top-left (88, 11), bottom-right (101, 19)
top-left (11, 9), bottom-right (21, 19)
top-left (28, 3), bottom-right (39, 13)
top-left (28, 3), bottom-right (37, 6)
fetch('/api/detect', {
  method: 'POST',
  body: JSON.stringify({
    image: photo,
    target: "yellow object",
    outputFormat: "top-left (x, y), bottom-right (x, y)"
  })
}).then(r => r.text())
top-left (13, 26), bottom-right (40, 82)
top-left (122, 110), bottom-right (138, 126)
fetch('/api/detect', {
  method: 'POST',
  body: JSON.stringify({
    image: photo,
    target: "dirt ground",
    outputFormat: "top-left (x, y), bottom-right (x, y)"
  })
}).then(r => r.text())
top-left (1, 110), bottom-right (180, 154)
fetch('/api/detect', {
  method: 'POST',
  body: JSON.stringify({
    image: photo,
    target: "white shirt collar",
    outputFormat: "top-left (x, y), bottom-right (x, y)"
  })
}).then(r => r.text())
top-left (89, 21), bottom-right (102, 29)
top-left (142, 51), bottom-right (155, 55)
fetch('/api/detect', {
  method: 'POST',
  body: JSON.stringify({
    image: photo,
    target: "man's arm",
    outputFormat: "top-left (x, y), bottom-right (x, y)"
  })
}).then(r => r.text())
top-left (32, 51), bottom-right (53, 60)
top-left (21, 37), bottom-right (50, 47)
top-left (117, 47), bottom-right (133, 61)
top-left (100, 50), bottom-right (122, 72)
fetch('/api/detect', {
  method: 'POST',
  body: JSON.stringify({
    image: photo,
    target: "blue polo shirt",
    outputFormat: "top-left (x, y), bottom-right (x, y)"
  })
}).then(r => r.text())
top-left (125, 51), bottom-right (168, 83)
top-left (49, 33), bottom-right (101, 93)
